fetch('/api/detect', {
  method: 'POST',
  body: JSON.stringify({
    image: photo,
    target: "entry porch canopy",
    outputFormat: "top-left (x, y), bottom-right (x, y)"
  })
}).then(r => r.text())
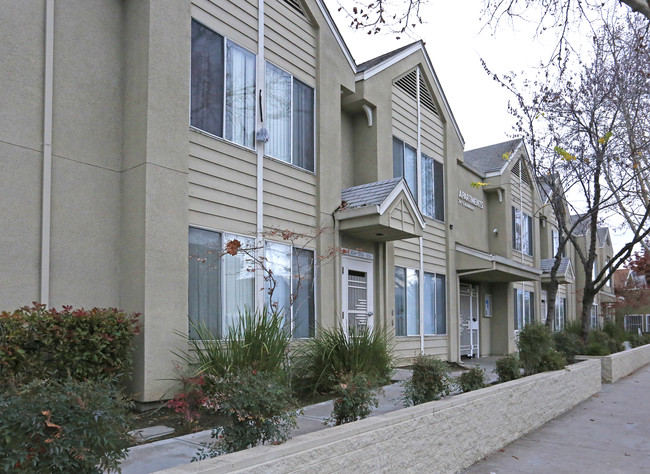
top-left (456, 244), bottom-right (541, 282)
top-left (336, 178), bottom-right (425, 242)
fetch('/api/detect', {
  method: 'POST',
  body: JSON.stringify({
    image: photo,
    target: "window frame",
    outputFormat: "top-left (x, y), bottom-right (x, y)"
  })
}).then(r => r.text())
top-left (190, 19), bottom-right (257, 150)
top-left (423, 271), bottom-right (447, 335)
top-left (395, 266), bottom-right (420, 336)
top-left (264, 61), bottom-right (316, 173)
top-left (512, 206), bottom-right (533, 256)
top-left (514, 288), bottom-right (535, 331)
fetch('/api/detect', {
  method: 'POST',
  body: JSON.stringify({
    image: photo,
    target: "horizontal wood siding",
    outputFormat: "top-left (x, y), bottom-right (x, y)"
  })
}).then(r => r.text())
top-left (422, 219), bottom-right (446, 272)
top-left (394, 238), bottom-right (421, 269)
top-left (395, 336), bottom-right (447, 360)
top-left (189, 132), bottom-right (257, 235)
top-left (392, 85), bottom-right (418, 145)
top-left (264, 0), bottom-right (316, 84)
top-left (421, 106), bottom-right (444, 159)
top-left (192, 0), bottom-right (258, 51)
top-left (263, 158), bottom-right (317, 235)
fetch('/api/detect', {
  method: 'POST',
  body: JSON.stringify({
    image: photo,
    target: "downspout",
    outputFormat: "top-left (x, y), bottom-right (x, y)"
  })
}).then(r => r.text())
top-left (416, 67), bottom-right (424, 354)
top-left (255, 0), bottom-right (265, 310)
top-left (41, 0), bottom-right (54, 306)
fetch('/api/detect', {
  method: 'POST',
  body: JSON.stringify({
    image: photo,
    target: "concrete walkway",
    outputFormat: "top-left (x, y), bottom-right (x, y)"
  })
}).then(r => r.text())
top-left (465, 363), bottom-right (650, 474)
top-left (119, 359), bottom-right (494, 474)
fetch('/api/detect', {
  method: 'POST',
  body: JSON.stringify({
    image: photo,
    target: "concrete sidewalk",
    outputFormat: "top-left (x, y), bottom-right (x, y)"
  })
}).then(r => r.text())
top-left (464, 363), bottom-right (650, 474)
top-left (119, 359), bottom-right (496, 474)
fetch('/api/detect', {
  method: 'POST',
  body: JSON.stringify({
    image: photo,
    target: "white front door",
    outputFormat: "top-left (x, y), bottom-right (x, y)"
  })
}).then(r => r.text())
top-left (342, 256), bottom-right (374, 334)
top-left (460, 283), bottom-right (480, 357)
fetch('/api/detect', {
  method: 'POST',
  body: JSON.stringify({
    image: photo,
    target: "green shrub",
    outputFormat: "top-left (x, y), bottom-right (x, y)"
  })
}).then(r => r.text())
top-left (495, 354), bottom-right (521, 382)
top-left (553, 331), bottom-right (585, 364)
top-left (517, 322), bottom-right (554, 375)
top-left (292, 325), bottom-right (394, 395)
top-left (401, 355), bottom-right (451, 406)
top-left (628, 333), bottom-right (650, 348)
top-left (563, 320), bottom-right (583, 337)
top-left (586, 329), bottom-right (622, 355)
top-left (180, 307), bottom-right (291, 379)
top-left (539, 350), bottom-right (566, 371)
top-left (0, 379), bottom-right (132, 473)
top-left (329, 373), bottom-right (381, 425)
top-left (196, 370), bottom-right (298, 458)
top-left (603, 320), bottom-right (626, 344)
top-left (0, 304), bottom-right (139, 383)
top-left (455, 366), bottom-right (487, 393)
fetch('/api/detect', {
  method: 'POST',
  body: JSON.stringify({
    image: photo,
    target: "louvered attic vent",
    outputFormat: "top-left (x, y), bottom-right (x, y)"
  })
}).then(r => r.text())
top-left (283, 0), bottom-right (305, 16)
top-left (511, 160), bottom-right (532, 186)
top-left (395, 70), bottom-right (439, 116)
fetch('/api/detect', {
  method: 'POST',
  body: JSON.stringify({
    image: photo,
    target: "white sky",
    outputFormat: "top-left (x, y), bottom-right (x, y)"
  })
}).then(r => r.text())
top-left (323, 0), bottom-right (633, 252)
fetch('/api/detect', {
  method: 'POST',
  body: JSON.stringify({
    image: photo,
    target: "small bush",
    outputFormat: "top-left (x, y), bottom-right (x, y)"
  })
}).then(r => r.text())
top-left (180, 307), bottom-right (291, 379)
top-left (166, 371), bottom-right (208, 426)
top-left (456, 367), bottom-right (486, 393)
top-left (292, 325), bottom-right (394, 395)
top-left (518, 322), bottom-right (554, 375)
top-left (586, 329), bottom-right (622, 355)
top-left (0, 379), bottom-right (132, 473)
top-left (495, 354), bottom-right (521, 382)
top-left (553, 331), bottom-right (585, 364)
top-left (401, 355), bottom-right (451, 406)
top-left (538, 350), bottom-right (566, 372)
top-left (0, 304), bottom-right (139, 383)
top-left (563, 320), bottom-right (583, 337)
top-left (329, 373), bottom-right (381, 425)
top-left (196, 370), bottom-right (298, 458)
top-left (628, 333), bottom-right (650, 348)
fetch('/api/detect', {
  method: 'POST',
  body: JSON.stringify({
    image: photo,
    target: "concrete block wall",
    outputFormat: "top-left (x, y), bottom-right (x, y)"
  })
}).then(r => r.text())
top-left (161, 359), bottom-right (601, 473)
top-left (600, 344), bottom-right (650, 383)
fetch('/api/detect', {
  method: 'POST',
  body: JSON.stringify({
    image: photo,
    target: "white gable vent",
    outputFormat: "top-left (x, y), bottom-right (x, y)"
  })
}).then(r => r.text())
top-left (395, 69), bottom-right (438, 116)
top-left (283, 0), bottom-right (305, 16)
top-left (512, 159), bottom-right (532, 186)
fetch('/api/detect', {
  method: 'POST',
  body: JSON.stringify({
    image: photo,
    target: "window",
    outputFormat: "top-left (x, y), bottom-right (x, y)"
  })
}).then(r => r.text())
top-left (393, 137), bottom-right (444, 221)
top-left (265, 242), bottom-right (315, 338)
top-left (395, 268), bottom-right (446, 336)
top-left (421, 153), bottom-right (445, 220)
top-left (590, 304), bottom-right (598, 329)
top-left (552, 229), bottom-right (560, 257)
top-left (188, 228), bottom-right (255, 339)
top-left (191, 20), bottom-right (256, 148)
top-left (265, 63), bottom-right (315, 172)
top-left (513, 288), bottom-right (534, 330)
top-left (512, 207), bottom-right (533, 255)
top-left (625, 314), bottom-right (643, 333)
top-left (395, 267), bottom-right (419, 336)
top-left (554, 298), bottom-right (562, 330)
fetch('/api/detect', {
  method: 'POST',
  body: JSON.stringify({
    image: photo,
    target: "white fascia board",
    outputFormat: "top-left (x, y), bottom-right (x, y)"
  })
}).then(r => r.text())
top-left (315, 0), bottom-right (357, 72)
top-left (354, 43), bottom-right (423, 81)
top-left (335, 205), bottom-right (381, 220)
top-left (494, 139), bottom-right (524, 176)
top-left (378, 180), bottom-right (427, 229)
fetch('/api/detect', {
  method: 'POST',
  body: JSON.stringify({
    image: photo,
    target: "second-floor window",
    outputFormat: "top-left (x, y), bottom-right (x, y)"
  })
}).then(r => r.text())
top-left (512, 207), bottom-right (533, 256)
top-left (191, 20), bottom-right (256, 149)
top-left (393, 137), bottom-right (444, 221)
top-left (265, 63), bottom-right (315, 172)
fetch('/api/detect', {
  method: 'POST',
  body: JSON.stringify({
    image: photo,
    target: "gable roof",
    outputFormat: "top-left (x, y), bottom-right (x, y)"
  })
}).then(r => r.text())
top-left (356, 41), bottom-right (421, 72)
top-left (570, 214), bottom-right (610, 246)
top-left (340, 177), bottom-right (405, 209)
top-left (541, 257), bottom-right (572, 275)
top-left (464, 138), bottom-right (522, 175)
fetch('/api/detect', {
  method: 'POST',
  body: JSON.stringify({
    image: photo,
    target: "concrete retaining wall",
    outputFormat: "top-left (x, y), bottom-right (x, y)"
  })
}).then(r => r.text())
top-left (584, 343), bottom-right (650, 383)
top-left (161, 359), bottom-right (601, 473)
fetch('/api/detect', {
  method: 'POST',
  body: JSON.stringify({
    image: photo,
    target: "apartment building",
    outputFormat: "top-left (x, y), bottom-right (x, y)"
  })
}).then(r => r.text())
top-left (0, 0), bottom-right (614, 402)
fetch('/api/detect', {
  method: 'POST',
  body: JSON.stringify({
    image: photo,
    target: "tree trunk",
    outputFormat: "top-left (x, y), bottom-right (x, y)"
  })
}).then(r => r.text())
top-left (580, 283), bottom-right (597, 342)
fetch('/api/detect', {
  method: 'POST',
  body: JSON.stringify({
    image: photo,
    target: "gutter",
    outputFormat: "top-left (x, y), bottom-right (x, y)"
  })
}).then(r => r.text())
top-left (41, 0), bottom-right (54, 306)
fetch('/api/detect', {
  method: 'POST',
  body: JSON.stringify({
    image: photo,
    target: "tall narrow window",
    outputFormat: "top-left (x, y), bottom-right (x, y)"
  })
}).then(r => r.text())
top-left (395, 267), bottom-right (420, 336)
top-left (265, 63), bottom-right (314, 172)
top-left (554, 297), bottom-right (566, 330)
top-left (393, 138), bottom-right (417, 202)
top-left (188, 228), bottom-right (255, 339)
top-left (191, 20), bottom-right (255, 148)
top-left (423, 272), bottom-right (446, 335)
top-left (512, 207), bottom-right (533, 255)
top-left (514, 288), bottom-right (534, 330)
top-left (265, 242), bottom-right (315, 338)
top-left (512, 207), bottom-right (521, 251)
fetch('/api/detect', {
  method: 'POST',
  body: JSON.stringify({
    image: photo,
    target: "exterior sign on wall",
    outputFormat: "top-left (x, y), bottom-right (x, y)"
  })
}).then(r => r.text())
top-left (458, 190), bottom-right (484, 211)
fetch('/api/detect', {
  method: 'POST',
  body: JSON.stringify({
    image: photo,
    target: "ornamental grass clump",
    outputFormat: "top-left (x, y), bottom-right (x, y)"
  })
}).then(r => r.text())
top-left (180, 306), bottom-right (291, 379)
top-left (401, 355), bottom-right (452, 406)
top-left (329, 373), bottom-right (381, 425)
top-left (194, 370), bottom-right (298, 459)
top-left (292, 325), bottom-right (394, 396)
